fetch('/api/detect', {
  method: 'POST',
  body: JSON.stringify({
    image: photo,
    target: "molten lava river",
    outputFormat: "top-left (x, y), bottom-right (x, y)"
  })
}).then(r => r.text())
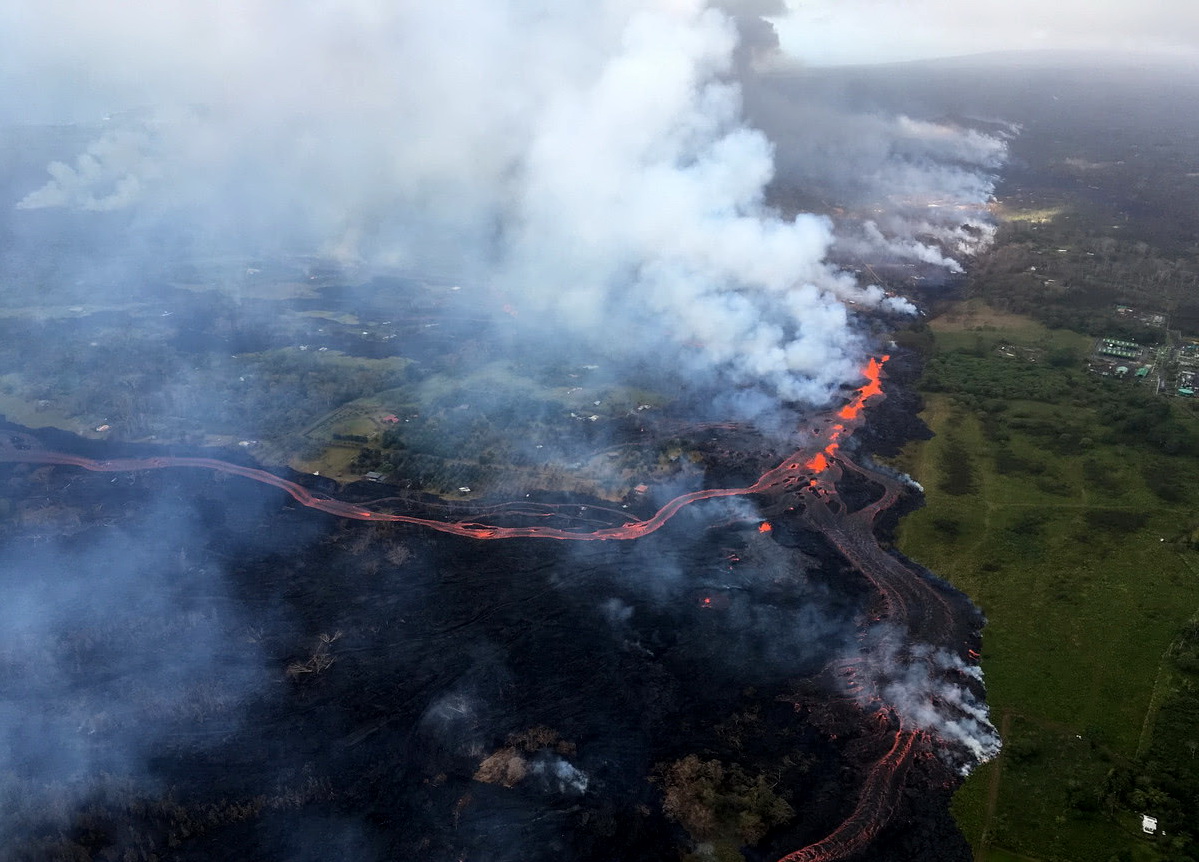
top-left (0, 357), bottom-right (997, 861)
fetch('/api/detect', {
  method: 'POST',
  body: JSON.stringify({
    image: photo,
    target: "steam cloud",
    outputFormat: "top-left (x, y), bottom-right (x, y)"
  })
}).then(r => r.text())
top-left (844, 630), bottom-right (1001, 771)
top-left (5, 0), bottom-right (1007, 406)
top-left (882, 643), bottom-right (1001, 768)
top-left (530, 754), bottom-right (590, 795)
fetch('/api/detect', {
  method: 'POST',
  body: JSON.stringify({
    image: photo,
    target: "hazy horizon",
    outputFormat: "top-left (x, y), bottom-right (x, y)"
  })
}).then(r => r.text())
top-left (768, 0), bottom-right (1199, 67)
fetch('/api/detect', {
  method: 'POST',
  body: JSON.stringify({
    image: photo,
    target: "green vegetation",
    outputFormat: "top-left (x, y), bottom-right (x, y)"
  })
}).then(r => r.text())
top-left (883, 110), bottom-right (1199, 852)
top-left (656, 754), bottom-right (795, 861)
top-left (0, 285), bottom-right (685, 497)
top-left (891, 304), bottom-right (1199, 861)
top-left (967, 219), bottom-right (1199, 338)
top-left (226, 349), bottom-right (410, 437)
top-left (0, 309), bottom-right (412, 447)
top-left (290, 359), bottom-right (676, 494)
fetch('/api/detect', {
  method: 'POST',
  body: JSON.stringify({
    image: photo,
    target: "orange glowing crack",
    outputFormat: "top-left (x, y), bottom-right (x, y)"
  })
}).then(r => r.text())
top-left (806, 355), bottom-right (886, 479)
top-left (3, 356), bottom-right (889, 542)
top-left (0, 354), bottom-right (909, 862)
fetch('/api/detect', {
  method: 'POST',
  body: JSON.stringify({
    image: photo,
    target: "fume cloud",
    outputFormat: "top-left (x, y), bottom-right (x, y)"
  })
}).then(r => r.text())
top-left (15, 129), bottom-right (152, 212)
top-left (6, 0), bottom-right (1006, 405)
top-left (848, 634), bottom-right (1001, 771)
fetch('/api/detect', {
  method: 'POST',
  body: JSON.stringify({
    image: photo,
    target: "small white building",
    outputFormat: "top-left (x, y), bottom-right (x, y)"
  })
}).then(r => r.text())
top-left (1142, 814), bottom-right (1159, 835)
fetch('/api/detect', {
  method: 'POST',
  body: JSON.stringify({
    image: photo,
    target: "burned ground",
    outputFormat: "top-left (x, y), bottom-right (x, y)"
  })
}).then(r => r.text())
top-left (0, 403), bottom-right (974, 862)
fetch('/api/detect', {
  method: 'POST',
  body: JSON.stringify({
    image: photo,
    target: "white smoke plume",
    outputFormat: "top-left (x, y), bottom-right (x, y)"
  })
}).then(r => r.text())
top-left (530, 754), bottom-right (591, 795)
top-left (839, 221), bottom-right (967, 273)
top-left (15, 128), bottom-right (153, 212)
top-left (739, 76), bottom-right (1013, 275)
top-left (601, 597), bottom-right (635, 626)
top-left (3, 0), bottom-right (1008, 407)
top-left (847, 635), bottom-right (1001, 771)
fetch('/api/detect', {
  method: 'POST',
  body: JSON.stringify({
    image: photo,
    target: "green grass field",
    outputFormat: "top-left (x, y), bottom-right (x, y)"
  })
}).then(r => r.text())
top-left (889, 306), bottom-right (1199, 861)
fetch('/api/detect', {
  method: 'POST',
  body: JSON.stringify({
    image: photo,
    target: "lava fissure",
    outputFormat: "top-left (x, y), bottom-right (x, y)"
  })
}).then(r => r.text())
top-left (0, 356), bottom-right (993, 861)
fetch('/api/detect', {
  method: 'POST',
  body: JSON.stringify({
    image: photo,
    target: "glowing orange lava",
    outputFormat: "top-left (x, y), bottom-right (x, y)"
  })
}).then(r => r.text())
top-left (0, 354), bottom-right (915, 862)
top-left (776, 727), bottom-right (919, 862)
top-left (1, 357), bottom-right (890, 542)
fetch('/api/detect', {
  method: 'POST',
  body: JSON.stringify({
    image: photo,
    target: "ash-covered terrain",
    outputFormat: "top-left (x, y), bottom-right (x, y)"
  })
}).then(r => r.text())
top-left (0, 352), bottom-right (995, 862)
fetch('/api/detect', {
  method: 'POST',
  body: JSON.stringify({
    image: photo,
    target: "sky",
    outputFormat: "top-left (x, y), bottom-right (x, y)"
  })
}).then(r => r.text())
top-left (771, 0), bottom-right (1199, 66)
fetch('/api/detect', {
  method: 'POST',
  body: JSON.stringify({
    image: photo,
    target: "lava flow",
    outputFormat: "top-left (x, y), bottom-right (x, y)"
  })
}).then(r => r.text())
top-left (778, 728), bottom-right (921, 862)
top-left (0, 354), bottom-right (993, 861)
top-left (0, 356), bottom-right (889, 543)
